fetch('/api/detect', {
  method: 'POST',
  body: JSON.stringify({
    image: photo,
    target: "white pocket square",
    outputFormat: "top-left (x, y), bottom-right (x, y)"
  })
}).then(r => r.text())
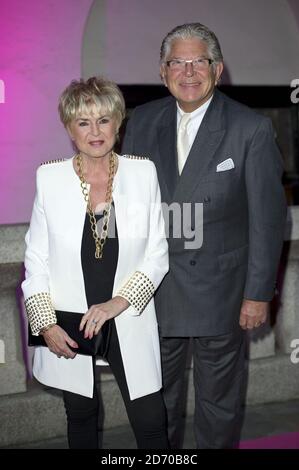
top-left (216, 158), bottom-right (235, 172)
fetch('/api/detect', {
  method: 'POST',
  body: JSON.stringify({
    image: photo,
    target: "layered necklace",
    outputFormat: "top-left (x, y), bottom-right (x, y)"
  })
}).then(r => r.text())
top-left (76, 152), bottom-right (117, 259)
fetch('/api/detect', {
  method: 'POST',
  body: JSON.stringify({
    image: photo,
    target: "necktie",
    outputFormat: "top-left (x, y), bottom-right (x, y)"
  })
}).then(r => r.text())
top-left (177, 113), bottom-right (191, 175)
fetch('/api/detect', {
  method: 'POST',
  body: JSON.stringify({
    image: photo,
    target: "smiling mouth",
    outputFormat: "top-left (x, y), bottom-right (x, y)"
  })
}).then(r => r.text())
top-left (89, 140), bottom-right (104, 146)
top-left (180, 82), bottom-right (200, 86)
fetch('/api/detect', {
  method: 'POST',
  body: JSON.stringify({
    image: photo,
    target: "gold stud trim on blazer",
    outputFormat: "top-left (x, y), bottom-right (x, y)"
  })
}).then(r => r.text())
top-left (40, 158), bottom-right (65, 165)
top-left (123, 154), bottom-right (149, 160)
top-left (24, 292), bottom-right (57, 336)
top-left (117, 271), bottom-right (155, 313)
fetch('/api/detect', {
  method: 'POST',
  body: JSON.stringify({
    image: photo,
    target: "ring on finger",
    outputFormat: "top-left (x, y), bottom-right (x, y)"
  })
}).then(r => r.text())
top-left (91, 319), bottom-right (98, 325)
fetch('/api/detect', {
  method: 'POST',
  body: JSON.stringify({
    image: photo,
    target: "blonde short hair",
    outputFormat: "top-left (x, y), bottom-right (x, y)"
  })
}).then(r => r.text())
top-left (58, 76), bottom-right (126, 129)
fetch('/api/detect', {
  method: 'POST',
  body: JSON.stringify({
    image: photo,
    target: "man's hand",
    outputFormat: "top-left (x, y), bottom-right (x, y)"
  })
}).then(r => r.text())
top-left (42, 325), bottom-right (78, 359)
top-left (239, 299), bottom-right (269, 330)
top-left (80, 296), bottom-right (130, 339)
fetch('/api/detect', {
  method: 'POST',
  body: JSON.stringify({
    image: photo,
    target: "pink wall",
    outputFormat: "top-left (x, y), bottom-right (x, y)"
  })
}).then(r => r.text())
top-left (0, 0), bottom-right (93, 224)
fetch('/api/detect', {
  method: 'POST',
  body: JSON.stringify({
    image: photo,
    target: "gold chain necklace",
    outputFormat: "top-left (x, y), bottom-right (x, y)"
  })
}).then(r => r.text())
top-left (76, 152), bottom-right (117, 259)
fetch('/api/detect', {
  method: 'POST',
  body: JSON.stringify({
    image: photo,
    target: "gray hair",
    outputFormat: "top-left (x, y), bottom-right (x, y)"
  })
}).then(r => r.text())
top-left (160, 23), bottom-right (223, 64)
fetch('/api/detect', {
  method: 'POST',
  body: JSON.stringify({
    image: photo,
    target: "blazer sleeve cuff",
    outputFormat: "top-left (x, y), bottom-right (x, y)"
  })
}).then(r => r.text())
top-left (24, 292), bottom-right (57, 336)
top-left (116, 271), bottom-right (155, 315)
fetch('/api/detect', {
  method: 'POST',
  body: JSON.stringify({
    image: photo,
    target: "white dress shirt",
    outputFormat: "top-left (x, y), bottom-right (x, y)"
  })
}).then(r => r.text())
top-left (177, 95), bottom-right (213, 159)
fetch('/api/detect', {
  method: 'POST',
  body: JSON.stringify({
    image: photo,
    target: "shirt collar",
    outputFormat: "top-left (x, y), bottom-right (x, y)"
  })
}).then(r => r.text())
top-left (177, 94), bottom-right (213, 120)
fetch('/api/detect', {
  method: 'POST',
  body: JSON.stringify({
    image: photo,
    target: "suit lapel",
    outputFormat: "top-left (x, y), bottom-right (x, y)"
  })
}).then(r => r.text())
top-left (157, 99), bottom-right (178, 199)
top-left (111, 157), bottom-right (132, 294)
top-left (174, 91), bottom-right (226, 202)
top-left (63, 157), bottom-right (89, 248)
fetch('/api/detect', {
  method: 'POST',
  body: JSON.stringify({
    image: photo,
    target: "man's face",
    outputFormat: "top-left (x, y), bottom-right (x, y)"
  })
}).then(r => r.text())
top-left (160, 37), bottom-right (223, 112)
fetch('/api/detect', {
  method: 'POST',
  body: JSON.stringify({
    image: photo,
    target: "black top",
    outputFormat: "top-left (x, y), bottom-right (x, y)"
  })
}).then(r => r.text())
top-left (81, 206), bottom-right (118, 356)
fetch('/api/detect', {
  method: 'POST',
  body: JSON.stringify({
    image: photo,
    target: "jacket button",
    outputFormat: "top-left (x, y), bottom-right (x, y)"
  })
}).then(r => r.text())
top-left (204, 196), bottom-right (211, 203)
top-left (190, 260), bottom-right (196, 266)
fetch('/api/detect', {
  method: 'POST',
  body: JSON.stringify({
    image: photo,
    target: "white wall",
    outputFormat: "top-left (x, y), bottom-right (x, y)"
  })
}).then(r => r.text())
top-left (83, 0), bottom-right (299, 85)
top-left (1, 0), bottom-right (298, 224)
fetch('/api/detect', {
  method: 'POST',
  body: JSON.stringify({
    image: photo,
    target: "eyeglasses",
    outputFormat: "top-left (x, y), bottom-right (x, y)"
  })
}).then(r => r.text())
top-left (166, 57), bottom-right (213, 71)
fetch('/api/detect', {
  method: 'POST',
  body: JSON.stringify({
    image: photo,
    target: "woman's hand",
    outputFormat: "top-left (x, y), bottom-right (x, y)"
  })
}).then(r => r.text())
top-left (42, 325), bottom-right (78, 359)
top-left (80, 296), bottom-right (129, 339)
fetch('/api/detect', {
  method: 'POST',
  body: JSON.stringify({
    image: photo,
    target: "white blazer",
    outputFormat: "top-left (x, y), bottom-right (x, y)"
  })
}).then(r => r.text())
top-left (22, 155), bottom-right (169, 399)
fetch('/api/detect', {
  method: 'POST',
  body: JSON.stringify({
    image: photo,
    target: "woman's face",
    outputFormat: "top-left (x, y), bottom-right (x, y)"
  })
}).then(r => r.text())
top-left (67, 107), bottom-right (118, 160)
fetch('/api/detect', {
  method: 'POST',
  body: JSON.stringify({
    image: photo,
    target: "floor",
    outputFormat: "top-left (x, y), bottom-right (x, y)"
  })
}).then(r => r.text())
top-left (5, 399), bottom-right (299, 449)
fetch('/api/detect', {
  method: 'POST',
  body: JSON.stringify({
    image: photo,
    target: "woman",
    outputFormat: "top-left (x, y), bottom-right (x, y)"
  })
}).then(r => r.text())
top-left (22, 76), bottom-right (169, 449)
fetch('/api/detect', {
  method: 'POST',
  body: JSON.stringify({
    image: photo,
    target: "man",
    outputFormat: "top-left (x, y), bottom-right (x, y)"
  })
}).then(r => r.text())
top-left (122, 23), bottom-right (287, 448)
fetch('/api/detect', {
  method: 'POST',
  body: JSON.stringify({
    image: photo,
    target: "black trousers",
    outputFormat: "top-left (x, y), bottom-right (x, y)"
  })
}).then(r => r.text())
top-left (160, 328), bottom-right (246, 449)
top-left (63, 321), bottom-right (169, 449)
